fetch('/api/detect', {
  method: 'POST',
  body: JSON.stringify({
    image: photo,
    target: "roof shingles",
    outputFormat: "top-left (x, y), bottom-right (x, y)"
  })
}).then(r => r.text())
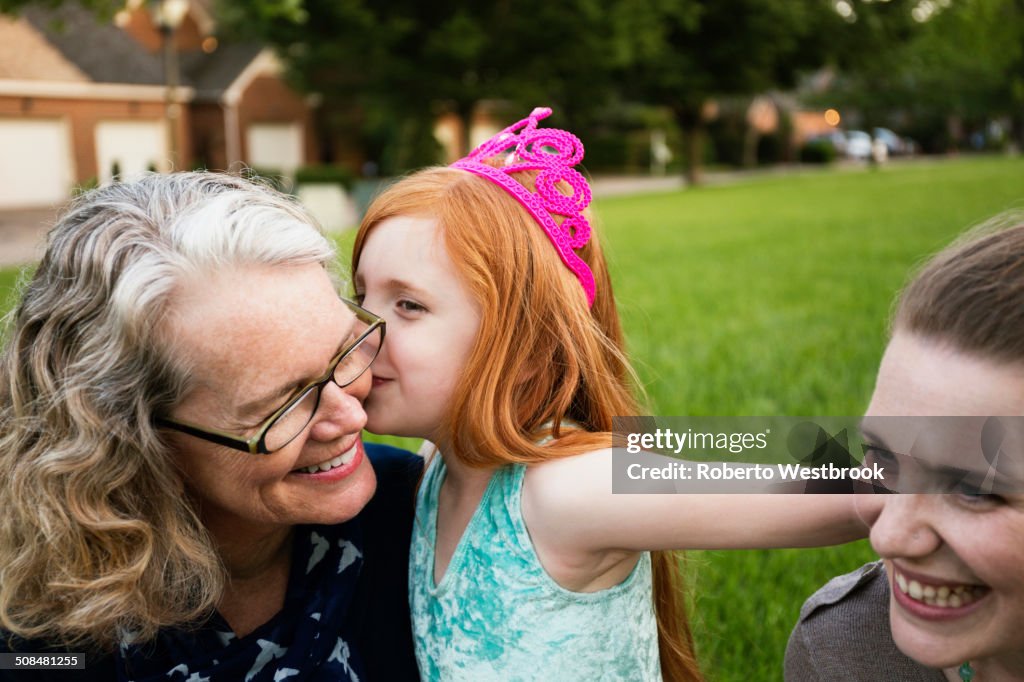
top-left (16, 2), bottom-right (262, 97)
top-left (0, 15), bottom-right (88, 81)
top-left (24, 4), bottom-right (165, 85)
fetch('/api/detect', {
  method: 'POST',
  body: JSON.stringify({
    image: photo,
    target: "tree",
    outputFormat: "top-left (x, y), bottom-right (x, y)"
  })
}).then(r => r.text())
top-left (10, 0), bottom-right (946, 177)
top-left (613, 0), bottom-right (925, 184)
top-left (822, 0), bottom-right (1024, 152)
top-left (0, 0), bottom-right (119, 13)
top-left (217, 0), bottom-right (625, 174)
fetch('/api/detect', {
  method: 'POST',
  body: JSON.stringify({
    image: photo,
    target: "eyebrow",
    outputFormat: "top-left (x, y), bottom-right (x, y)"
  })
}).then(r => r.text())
top-left (357, 274), bottom-right (430, 298)
top-left (235, 384), bottom-right (301, 424)
top-left (382, 277), bottom-right (422, 292)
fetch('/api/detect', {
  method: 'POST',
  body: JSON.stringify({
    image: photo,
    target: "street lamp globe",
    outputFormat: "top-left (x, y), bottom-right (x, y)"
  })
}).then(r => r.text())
top-left (151, 0), bottom-right (189, 31)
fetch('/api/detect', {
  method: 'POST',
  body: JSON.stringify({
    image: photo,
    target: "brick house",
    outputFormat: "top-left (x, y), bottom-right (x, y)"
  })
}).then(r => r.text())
top-left (0, 1), bottom-right (317, 209)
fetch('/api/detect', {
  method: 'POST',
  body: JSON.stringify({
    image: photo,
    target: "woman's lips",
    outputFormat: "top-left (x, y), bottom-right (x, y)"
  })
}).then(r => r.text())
top-left (371, 377), bottom-right (391, 389)
top-left (890, 563), bottom-right (990, 621)
top-left (290, 440), bottom-right (364, 481)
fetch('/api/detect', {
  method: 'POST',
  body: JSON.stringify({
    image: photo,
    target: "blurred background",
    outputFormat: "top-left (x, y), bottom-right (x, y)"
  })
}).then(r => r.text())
top-left (0, 0), bottom-right (1021, 219)
top-left (1, 0), bottom-right (1023, 679)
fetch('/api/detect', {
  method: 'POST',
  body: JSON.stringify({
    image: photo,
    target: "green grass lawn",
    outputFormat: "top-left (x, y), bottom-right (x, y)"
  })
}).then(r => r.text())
top-left (336, 156), bottom-right (1024, 680)
top-left (595, 156), bottom-right (1024, 680)
top-left (2, 156), bottom-right (1022, 679)
top-left (0, 267), bottom-right (26, 302)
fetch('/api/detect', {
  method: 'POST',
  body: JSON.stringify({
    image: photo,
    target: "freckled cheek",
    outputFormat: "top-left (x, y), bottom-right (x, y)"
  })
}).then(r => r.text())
top-left (248, 451), bottom-right (307, 481)
top-left (200, 456), bottom-right (295, 493)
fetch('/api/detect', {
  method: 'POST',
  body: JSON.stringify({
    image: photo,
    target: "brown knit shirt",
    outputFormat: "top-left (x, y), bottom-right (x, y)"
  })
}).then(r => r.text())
top-left (785, 561), bottom-right (947, 681)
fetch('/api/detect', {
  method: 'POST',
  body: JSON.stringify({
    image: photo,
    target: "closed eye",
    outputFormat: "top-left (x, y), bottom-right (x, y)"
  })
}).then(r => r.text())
top-left (950, 478), bottom-right (1005, 507)
top-left (862, 444), bottom-right (898, 466)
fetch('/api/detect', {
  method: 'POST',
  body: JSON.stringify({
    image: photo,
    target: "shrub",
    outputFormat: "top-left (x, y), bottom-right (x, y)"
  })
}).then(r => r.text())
top-left (295, 164), bottom-right (355, 189)
top-left (757, 133), bottom-right (785, 165)
top-left (243, 167), bottom-right (292, 193)
top-left (71, 177), bottom-right (99, 196)
top-left (799, 139), bottom-right (837, 164)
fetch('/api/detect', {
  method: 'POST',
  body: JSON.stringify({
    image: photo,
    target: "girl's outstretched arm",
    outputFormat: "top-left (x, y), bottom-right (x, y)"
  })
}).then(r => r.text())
top-left (522, 448), bottom-right (881, 557)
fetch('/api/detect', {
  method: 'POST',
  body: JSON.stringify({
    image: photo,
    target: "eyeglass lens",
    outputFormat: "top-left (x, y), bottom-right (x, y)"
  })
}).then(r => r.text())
top-left (263, 322), bottom-right (382, 452)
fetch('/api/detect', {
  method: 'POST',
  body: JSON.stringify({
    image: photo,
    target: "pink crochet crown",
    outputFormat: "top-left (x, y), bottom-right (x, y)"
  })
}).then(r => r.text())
top-left (451, 107), bottom-right (596, 307)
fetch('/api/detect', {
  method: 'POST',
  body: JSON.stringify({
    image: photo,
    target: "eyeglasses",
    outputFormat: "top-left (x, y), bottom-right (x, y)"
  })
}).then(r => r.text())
top-left (157, 299), bottom-right (384, 454)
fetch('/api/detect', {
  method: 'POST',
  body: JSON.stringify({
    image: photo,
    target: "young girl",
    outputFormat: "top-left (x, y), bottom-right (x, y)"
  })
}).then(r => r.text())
top-left (352, 108), bottom-right (874, 681)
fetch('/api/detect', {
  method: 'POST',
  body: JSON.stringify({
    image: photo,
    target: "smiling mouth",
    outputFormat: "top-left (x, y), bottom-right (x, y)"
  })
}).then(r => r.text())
top-left (892, 566), bottom-right (989, 609)
top-left (293, 443), bottom-right (359, 475)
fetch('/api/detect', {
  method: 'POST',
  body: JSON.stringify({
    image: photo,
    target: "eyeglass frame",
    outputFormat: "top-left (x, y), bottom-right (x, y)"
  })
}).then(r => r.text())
top-left (155, 298), bottom-right (385, 455)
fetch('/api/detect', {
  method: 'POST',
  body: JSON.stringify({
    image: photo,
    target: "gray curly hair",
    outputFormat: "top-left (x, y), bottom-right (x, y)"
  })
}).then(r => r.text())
top-left (0, 172), bottom-right (336, 650)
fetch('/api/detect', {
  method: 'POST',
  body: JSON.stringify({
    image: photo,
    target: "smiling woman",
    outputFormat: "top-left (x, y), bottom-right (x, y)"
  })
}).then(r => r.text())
top-left (786, 212), bottom-right (1024, 682)
top-left (0, 173), bottom-right (420, 681)
top-left (164, 264), bottom-right (378, 538)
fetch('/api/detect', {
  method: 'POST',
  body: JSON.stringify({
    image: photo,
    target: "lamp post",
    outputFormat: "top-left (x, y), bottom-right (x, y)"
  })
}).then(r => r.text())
top-left (151, 0), bottom-right (189, 171)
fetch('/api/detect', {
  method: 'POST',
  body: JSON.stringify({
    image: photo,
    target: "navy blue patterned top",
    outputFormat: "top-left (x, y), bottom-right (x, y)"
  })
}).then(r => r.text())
top-left (0, 443), bottom-right (421, 682)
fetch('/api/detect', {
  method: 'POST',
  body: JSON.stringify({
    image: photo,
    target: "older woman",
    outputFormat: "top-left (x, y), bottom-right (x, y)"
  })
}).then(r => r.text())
top-left (785, 214), bottom-right (1024, 681)
top-left (0, 173), bottom-right (420, 680)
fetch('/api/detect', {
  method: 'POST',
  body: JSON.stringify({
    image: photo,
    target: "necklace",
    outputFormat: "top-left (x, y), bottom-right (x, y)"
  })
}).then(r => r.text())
top-left (958, 662), bottom-right (974, 681)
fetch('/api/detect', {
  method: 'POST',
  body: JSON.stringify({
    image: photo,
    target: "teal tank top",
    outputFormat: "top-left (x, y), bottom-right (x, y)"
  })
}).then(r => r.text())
top-left (410, 455), bottom-right (663, 681)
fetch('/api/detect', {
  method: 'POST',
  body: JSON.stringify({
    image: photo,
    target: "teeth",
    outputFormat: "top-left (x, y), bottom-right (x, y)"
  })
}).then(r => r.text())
top-left (299, 444), bottom-right (358, 475)
top-left (896, 573), bottom-right (908, 593)
top-left (894, 569), bottom-right (984, 608)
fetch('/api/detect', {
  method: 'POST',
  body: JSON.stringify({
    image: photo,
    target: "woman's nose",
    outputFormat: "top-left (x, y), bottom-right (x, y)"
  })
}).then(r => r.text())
top-left (869, 494), bottom-right (942, 560)
top-left (345, 362), bottom-right (373, 401)
top-left (307, 371), bottom-right (370, 441)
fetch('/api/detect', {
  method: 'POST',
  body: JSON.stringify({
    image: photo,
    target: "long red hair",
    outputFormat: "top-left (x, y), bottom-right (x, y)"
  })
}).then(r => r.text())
top-left (353, 167), bottom-right (702, 681)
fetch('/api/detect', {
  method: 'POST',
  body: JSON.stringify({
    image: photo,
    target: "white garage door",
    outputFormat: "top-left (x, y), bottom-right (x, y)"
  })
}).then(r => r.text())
top-left (248, 123), bottom-right (303, 176)
top-left (0, 118), bottom-right (74, 209)
top-left (95, 120), bottom-right (168, 184)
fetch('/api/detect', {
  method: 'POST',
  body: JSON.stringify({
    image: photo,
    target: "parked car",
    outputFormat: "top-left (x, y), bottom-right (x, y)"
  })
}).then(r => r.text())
top-left (844, 130), bottom-right (873, 160)
top-left (872, 127), bottom-right (913, 156)
top-left (807, 130), bottom-right (848, 155)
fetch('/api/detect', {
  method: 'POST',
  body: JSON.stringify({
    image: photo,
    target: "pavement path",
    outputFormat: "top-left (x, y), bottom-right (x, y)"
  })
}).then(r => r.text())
top-left (0, 207), bottom-right (56, 268)
top-left (0, 158), bottom-right (939, 268)
top-left (0, 177), bottom-right (688, 268)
